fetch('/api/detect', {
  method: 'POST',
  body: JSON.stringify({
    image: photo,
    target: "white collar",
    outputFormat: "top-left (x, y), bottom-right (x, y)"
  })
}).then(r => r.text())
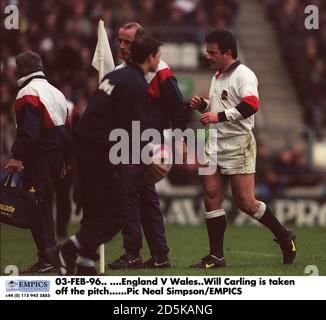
top-left (17, 71), bottom-right (46, 87)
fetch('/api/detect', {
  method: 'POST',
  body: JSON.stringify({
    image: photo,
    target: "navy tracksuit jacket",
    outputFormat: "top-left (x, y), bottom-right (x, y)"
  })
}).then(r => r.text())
top-left (12, 71), bottom-right (71, 262)
top-left (120, 60), bottom-right (186, 257)
top-left (72, 64), bottom-right (150, 258)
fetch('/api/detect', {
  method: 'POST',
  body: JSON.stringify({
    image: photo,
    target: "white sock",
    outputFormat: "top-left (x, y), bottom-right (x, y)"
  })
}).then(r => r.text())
top-left (252, 201), bottom-right (266, 220)
top-left (205, 209), bottom-right (226, 219)
top-left (76, 256), bottom-right (95, 268)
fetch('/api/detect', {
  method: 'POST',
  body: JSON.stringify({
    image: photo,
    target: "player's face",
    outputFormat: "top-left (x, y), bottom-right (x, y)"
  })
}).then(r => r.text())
top-left (118, 28), bottom-right (137, 61)
top-left (206, 43), bottom-right (227, 72)
top-left (148, 50), bottom-right (161, 72)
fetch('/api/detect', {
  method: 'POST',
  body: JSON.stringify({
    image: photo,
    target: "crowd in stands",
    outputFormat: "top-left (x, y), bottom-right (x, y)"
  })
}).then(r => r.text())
top-left (255, 142), bottom-right (322, 198)
top-left (1, 0), bottom-right (324, 194)
top-left (264, 0), bottom-right (326, 138)
top-left (1, 0), bottom-right (238, 165)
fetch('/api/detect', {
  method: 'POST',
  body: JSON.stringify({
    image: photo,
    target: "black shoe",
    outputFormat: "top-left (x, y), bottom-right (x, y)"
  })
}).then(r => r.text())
top-left (46, 244), bottom-right (77, 275)
top-left (107, 254), bottom-right (143, 269)
top-left (143, 256), bottom-right (171, 269)
top-left (76, 265), bottom-right (98, 276)
top-left (274, 230), bottom-right (297, 264)
top-left (190, 255), bottom-right (225, 269)
top-left (21, 261), bottom-right (55, 274)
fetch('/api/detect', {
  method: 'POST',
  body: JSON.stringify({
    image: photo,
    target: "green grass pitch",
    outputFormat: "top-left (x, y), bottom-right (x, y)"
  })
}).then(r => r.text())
top-left (1, 224), bottom-right (325, 275)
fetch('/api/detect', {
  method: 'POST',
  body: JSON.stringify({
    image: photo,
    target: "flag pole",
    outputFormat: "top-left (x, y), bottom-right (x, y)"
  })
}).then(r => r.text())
top-left (97, 20), bottom-right (106, 275)
top-left (92, 19), bottom-right (116, 275)
top-left (98, 22), bottom-right (105, 275)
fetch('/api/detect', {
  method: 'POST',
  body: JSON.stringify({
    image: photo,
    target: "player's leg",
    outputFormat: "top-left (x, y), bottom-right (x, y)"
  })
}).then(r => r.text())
top-left (230, 174), bottom-right (296, 264)
top-left (140, 183), bottom-right (170, 268)
top-left (107, 165), bottom-right (144, 269)
top-left (230, 174), bottom-right (259, 214)
top-left (204, 168), bottom-right (229, 259)
top-left (47, 146), bottom-right (128, 275)
top-left (55, 171), bottom-right (72, 238)
top-left (191, 167), bottom-right (228, 268)
top-left (22, 151), bottom-right (63, 273)
top-left (46, 144), bottom-right (98, 276)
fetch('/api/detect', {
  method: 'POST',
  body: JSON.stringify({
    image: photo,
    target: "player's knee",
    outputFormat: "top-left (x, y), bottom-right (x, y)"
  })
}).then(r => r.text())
top-left (235, 195), bottom-right (257, 215)
top-left (204, 192), bottom-right (224, 209)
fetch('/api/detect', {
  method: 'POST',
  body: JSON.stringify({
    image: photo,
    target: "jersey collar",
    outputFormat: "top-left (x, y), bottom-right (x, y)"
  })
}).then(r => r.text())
top-left (17, 71), bottom-right (46, 87)
top-left (215, 60), bottom-right (241, 79)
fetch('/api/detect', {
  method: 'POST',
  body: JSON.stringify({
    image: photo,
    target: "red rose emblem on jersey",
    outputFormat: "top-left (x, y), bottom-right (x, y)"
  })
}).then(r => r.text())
top-left (221, 90), bottom-right (228, 101)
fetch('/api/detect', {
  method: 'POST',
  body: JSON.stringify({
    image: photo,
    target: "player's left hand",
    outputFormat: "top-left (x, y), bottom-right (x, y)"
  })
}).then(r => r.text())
top-left (200, 112), bottom-right (219, 125)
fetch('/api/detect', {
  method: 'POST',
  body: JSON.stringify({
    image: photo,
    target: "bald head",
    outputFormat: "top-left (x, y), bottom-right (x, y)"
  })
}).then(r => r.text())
top-left (16, 51), bottom-right (43, 77)
top-left (120, 22), bottom-right (145, 37)
top-left (118, 22), bottom-right (146, 62)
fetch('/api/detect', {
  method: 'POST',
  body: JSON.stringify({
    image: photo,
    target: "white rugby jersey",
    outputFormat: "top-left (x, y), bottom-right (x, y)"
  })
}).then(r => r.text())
top-left (202, 61), bottom-right (259, 138)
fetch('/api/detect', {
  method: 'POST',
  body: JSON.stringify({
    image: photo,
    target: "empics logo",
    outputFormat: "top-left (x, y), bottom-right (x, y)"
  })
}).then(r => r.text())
top-left (6, 280), bottom-right (19, 290)
top-left (6, 280), bottom-right (50, 292)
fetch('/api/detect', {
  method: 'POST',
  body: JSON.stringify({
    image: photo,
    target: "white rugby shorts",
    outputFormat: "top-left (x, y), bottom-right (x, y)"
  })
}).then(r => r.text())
top-left (205, 131), bottom-right (256, 175)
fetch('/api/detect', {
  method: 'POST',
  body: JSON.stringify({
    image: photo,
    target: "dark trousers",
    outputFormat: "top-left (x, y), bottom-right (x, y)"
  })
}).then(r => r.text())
top-left (121, 182), bottom-right (169, 257)
top-left (55, 170), bottom-right (72, 238)
top-left (74, 142), bottom-right (132, 259)
top-left (22, 150), bottom-right (64, 262)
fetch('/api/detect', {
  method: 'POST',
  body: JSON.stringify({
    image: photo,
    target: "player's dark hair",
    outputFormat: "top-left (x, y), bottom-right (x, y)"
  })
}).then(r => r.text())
top-left (205, 30), bottom-right (238, 59)
top-left (120, 22), bottom-right (146, 37)
top-left (130, 36), bottom-right (161, 64)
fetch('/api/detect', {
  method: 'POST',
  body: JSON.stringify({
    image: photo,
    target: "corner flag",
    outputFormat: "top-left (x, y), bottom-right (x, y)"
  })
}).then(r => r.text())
top-left (92, 20), bottom-right (115, 82)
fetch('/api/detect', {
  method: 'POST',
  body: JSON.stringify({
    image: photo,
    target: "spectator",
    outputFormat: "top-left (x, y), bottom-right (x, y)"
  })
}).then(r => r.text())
top-left (266, 0), bottom-right (326, 136)
top-left (255, 143), bottom-right (279, 198)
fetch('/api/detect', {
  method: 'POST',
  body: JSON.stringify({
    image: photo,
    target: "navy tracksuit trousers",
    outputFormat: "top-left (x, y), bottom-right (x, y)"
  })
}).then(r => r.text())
top-left (22, 150), bottom-right (64, 262)
top-left (121, 182), bottom-right (169, 257)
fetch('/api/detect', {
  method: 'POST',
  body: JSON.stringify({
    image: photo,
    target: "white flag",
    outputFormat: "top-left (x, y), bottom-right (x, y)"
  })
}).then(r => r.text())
top-left (92, 20), bottom-right (115, 82)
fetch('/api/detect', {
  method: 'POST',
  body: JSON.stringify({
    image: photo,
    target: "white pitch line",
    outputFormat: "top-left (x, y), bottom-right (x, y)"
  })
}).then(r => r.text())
top-left (229, 250), bottom-right (277, 257)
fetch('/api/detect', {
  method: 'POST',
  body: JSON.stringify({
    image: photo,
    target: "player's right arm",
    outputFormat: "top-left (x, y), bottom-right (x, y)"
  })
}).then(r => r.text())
top-left (189, 95), bottom-right (209, 113)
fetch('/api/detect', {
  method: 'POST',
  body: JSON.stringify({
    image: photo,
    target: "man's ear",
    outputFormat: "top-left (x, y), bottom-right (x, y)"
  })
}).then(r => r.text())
top-left (226, 49), bottom-right (232, 57)
top-left (146, 53), bottom-right (154, 64)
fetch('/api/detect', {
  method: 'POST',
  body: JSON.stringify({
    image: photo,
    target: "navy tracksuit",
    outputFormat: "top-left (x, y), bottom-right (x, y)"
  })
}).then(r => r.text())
top-left (72, 64), bottom-right (149, 259)
top-left (12, 73), bottom-right (71, 262)
top-left (123, 182), bottom-right (169, 257)
top-left (121, 61), bottom-right (186, 257)
top-left (55, 102), bottom-right (80, 238)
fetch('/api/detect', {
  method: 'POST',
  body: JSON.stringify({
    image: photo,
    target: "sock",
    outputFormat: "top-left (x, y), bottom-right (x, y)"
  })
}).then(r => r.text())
top-left (253, 202), bottom-right (288, 240)
top-left (76, 256), bottom-right (96, 268)
top-left (205, 209), bottom-right (226, 259)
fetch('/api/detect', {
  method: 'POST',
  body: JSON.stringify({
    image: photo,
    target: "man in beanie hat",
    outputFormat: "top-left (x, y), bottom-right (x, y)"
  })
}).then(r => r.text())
top-left (5, 50), bottom-right (71, 273)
